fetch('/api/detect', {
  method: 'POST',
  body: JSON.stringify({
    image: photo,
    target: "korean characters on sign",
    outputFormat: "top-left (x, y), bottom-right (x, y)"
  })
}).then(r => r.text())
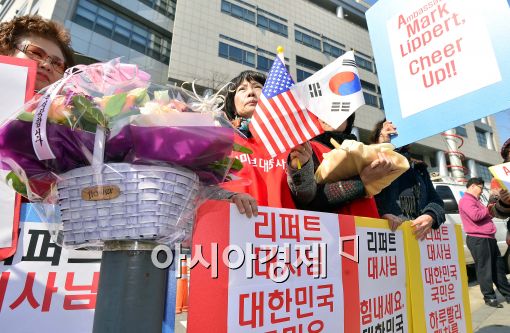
top-left (419, 225), bottom-right (466, 333)
top-left (228, 206), bottom-right (344, 333)
top-left (0, 221), bottom-right (101, 332)
top-left (358, 224), bottom-right (409, 333)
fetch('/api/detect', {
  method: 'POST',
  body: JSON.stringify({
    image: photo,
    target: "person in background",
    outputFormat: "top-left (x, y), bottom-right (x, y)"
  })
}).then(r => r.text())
top-left (0, 15), bottom-right (75, 92)
top-left (286, 114), bottom-right (393, 217)
top-left (372, 119), bottom-right (445, 239)
top-left (459, 177), bottom-right (510, 308)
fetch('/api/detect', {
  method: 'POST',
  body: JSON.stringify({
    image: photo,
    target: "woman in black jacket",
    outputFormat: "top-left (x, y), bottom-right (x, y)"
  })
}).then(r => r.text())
top-left (371, 120), bottom-right (446, 240)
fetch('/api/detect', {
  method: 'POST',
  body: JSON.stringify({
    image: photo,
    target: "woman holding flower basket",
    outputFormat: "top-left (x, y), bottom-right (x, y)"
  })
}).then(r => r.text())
top-left (0, 15), bottom-right (74, 92)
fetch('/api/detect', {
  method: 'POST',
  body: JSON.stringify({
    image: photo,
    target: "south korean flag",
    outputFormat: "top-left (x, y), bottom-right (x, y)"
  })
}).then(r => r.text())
top-left (291, 51), bottom-right (365, 129)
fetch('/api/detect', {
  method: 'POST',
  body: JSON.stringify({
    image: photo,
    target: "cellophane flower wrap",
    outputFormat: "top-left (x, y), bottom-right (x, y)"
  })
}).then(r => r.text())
top-left (0, 59), bottom-right (241, 248)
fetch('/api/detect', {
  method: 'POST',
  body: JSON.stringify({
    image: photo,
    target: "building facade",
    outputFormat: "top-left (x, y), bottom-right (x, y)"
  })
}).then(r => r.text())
top-left (1, 0), bottom-right (174, 83)
top-left (0, 0), bottom-right (502, 182)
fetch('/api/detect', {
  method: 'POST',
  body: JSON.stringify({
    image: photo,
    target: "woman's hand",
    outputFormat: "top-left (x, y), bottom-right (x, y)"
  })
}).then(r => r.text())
top-left (230, 193), bottom-right (258, 218)
top-left (411, 214), bottom-right (434, 240)
top-left (360, 152), bottom-right (394, 184)
top-left (378, 121), bottom-right (397, 143)
top-left (289, 142), bottom-right (312, 169)
top-left (382, 214), bottom-right (405, 231)
top-left (500, 189), bottom-right (510, 205)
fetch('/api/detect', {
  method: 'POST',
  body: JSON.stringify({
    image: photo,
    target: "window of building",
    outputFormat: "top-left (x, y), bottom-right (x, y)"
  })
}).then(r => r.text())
top-left (476, 163), bottom-right (492, 183)
top-left (363, 92), bottom-right (378, 108)
top-left (429, 155), bottom-right (437, 168)
top-left (360, 80), bottom-right (376, 92)
top-left (257, 7), bottom-right (286, 22)
top-left (221, 1), bottom-right (288, 37)
top-left (476, 129), bottom-right (487, 148)
top-left (221, 0), bottom-right (255, 24)
top-left (297, 69), bottom-right (312, 82)
top-left (323, 42), bottom-right (344, 58)
top-left (218, 42), bottom-right (255, 67)
top-left (379, 97), bottom-right (384, 110)
top-left (255, 48), bottom-right (289, 72)
top-left (296, 56), bottom-right (322, 72)
top-left (72, 0), bottom-right (171, 63)
top-left (257, 54), bottom-right (273, 72)
top-left (139, 0), bottom-right (176, 19)
top-left (355, 55), bottom-right (373, 72)
top-left (455, 126), bottom-right (467, 137)
top-left (257, 14), bottom-right (288, 37)
top-left (14, 0), bottom-right (29, 16)
top-left (295, 30), bottom-right (321, 51)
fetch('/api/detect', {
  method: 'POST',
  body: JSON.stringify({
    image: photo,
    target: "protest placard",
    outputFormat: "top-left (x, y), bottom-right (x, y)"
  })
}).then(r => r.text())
top-left (188, 202), bottom-right (417, 333)
top-left (0, 204), bottom-right (101, 333)
top-left (404, 223), bottom-right (472, 333)
top-left (356, 218), bottom-right (410, 333)
top-left (489, 162), bottom-right (510, 191)
top-left (188, 201), bottom-right (346, 333)
top-left (366, 0), bottom-right (510, 147)
top-left (0, 56), bottom-right (36, 257)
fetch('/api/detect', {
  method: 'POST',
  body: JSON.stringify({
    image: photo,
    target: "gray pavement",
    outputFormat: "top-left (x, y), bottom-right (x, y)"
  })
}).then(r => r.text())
top-left (469, 275), bottom-right (510, 333)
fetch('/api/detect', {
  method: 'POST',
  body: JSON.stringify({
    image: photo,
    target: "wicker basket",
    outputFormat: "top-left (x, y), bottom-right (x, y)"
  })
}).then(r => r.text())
top-left (57, 163), bottom-right (199, 246)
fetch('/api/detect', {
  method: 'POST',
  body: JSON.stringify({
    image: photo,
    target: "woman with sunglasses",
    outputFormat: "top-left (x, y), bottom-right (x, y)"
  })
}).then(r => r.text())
top-left (0, 15), bottom-right (74, 91)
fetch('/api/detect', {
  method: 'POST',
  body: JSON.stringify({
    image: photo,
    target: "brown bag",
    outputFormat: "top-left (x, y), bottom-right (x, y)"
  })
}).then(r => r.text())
top-left (314, 139), bottom-right (410, 196)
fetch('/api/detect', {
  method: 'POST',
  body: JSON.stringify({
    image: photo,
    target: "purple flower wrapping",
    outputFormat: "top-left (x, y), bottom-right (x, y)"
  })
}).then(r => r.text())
top-left (0, 119), bottom-right (235, 189)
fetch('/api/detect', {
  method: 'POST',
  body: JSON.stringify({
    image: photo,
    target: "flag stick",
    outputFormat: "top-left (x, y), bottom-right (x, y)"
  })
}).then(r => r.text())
top-left (277, 46), bottom-right (302, 170)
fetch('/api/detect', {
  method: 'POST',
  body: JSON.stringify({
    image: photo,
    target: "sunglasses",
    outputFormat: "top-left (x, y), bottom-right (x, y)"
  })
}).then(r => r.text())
top-left (16, 43), bottom-right (66, 74)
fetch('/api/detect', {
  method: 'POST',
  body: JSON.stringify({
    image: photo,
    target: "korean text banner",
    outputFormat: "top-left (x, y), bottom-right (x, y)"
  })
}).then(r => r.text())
top-left (187, 201), bottom-right (414, 333)
top-left (0, 204), bottom-right (101, 333)
top-left (404, 223), bottom-right (472, 333)
top-left (366, 0), bottom-right (510, 147)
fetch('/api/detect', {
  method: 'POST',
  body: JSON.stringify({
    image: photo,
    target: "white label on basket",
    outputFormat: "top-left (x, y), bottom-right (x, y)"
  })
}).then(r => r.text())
top-left (31, 68), bottom-right (81, 160)
top-left (81, 185), bottom-right (121, 201)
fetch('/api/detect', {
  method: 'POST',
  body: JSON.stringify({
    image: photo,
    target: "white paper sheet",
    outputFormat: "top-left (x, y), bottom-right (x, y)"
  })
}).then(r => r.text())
top-left (0, 63), bottom-right (28, 248)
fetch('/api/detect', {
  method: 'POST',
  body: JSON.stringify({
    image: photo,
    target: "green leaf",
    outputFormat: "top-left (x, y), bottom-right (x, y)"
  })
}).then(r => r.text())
top-left (109, 109), bottom-right (140, 124)
top-left (208, 157), bottom-right (244, 172)
top-left (6, 172), bottom-right (27, 197)
top-left (104, 93), bottom-right (127, 118)
top-left (84, 107), bottom-right (106, 127)
top-left (73, 95), bottom-right (106, 127)
top-left (17, 112), bottom-right (34, 122)
top-left (233, 143), bottom-right (253, 154)
top-left (230, 158), bottom-right (244, 171)
top-left (129, 87), bottom-right (149, 104)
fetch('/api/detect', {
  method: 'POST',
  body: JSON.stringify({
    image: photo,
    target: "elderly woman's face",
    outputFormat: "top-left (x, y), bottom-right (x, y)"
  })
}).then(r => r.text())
top-left (13, 35), bottom-right (65, 91)
top-left (234, 79), bottom-right (263, 119)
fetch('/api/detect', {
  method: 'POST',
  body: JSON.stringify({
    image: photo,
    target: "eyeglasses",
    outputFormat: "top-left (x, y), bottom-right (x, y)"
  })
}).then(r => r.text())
top-left (16, 43), bottom-right (66, 74)
top-left (476, 185), bottom-right (484, 190)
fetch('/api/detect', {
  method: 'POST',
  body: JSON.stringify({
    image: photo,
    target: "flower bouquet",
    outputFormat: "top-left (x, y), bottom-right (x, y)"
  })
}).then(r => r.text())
top-left (314, 138), bottom-right (409, 196)
top-left (0, 59), bottom-right (246, 247)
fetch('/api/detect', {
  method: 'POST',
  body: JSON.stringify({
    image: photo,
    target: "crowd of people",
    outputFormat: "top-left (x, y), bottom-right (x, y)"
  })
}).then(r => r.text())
top-left (222, 69), bottom-right (447, 241)
top-left (2, 15), bottom-right (510, 309)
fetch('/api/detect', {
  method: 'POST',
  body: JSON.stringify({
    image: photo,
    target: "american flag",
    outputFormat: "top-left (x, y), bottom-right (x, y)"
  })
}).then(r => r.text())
top-left (250, 56), bottom-right (323, 157)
